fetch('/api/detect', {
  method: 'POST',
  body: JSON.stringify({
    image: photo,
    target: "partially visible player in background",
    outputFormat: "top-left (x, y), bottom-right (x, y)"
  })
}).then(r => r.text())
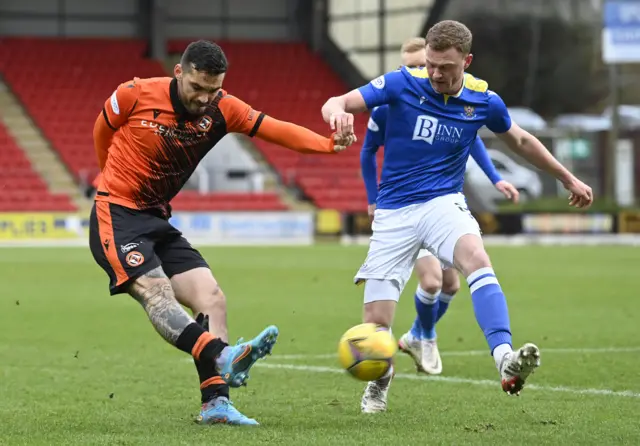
top-left (323, 20), bottom-right (593, 413)
top-left (362, 37), bottom-right (519, 376)
top-left (91, 40), bottom-right (355, 426)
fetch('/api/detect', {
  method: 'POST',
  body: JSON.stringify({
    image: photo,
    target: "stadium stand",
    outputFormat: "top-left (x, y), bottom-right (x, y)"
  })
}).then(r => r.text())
top-left (0, 121), bottom-right (76, 211)
top-left (0, 38), bottom-right (290, 211)
top-left (1, 38), bottom-right (377, 212)
top-left (0, 38), bottom-right (161, 185)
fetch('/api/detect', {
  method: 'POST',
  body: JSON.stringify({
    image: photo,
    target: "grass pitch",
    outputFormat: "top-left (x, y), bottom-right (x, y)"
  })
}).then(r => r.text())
top-left (0, 245), bottom-right (638, 445)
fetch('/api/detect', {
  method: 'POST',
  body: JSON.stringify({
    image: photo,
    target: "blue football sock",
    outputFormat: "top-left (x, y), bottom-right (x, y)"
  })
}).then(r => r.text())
top-left (435, 292), bottom-right (454, 323)
top-left (414, 286), bottom-right (439, 340)
top-left (409, 316), bottom-right (423, 340)
top-left (467, 267), bottom-right (512, 354)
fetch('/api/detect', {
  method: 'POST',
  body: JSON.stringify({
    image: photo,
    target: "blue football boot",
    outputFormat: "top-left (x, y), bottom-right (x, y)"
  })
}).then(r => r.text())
top-left (220, 325), bottom-right (279, 387)
top-left (195, 397), bottom-right (259, 426)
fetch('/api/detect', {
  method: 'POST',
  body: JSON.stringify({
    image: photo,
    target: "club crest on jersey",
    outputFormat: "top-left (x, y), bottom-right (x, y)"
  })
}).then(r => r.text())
top-left (462, 105), bottom-right (476, 119)
top-left (197, 116), bottom-right (213, 132)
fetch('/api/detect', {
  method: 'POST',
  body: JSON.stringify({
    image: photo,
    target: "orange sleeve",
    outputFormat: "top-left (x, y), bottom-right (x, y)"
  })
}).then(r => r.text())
top-left (219, 95), bottom-right (336, 154)
top-left (94, 79), bottom-right (141, 170)
top-left (93, 113), bottom-right (114, 170)
top-left (102, 78), bottom-right (141, 130)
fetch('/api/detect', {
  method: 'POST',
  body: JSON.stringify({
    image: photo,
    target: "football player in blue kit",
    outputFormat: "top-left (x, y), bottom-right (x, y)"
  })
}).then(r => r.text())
top-left (362, 36), bottom-right (520, 378)
top-left (322, 21), bottom-right (593, 413)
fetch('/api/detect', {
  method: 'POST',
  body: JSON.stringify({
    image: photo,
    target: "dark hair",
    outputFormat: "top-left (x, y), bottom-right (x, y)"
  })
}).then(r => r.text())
top-left (180, 40), bottom-right (228, 75)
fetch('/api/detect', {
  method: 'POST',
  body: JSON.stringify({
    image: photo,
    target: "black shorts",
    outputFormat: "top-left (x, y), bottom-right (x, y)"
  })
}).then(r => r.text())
top-left (89, 201), bottom-right (209, 295)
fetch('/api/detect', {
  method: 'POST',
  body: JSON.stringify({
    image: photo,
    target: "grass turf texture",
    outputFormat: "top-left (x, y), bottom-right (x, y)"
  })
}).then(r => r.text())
top-left (0, 245), bottom-right (638, 445)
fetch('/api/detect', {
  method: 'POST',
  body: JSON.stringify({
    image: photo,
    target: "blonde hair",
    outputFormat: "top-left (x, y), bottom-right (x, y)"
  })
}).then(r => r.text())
top-left (425, 20), bottom-right (472, 54)
top-left (400, 37), bottom-right (426, 54)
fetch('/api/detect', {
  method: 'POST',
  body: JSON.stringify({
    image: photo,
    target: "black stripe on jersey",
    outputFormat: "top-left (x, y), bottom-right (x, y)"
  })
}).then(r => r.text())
top-left (102, 108), bottom-right (117, 131)
top-left (248, 113), bottom-right (265, 137)
top-left (129, 99), bottom-right (139, 116)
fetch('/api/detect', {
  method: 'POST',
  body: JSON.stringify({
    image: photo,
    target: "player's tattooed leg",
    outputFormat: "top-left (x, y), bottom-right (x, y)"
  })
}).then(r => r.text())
top-left (128, 266), bottom-right (195, 345)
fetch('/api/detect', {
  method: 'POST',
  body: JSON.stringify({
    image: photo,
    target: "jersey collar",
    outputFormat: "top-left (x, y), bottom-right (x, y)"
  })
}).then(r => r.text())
top-left (169, 78), bottom-right (189, 116)
top-left (451, 74), bottom-right (466, 98)
top-left (438, 75), bottom-right (465, 104)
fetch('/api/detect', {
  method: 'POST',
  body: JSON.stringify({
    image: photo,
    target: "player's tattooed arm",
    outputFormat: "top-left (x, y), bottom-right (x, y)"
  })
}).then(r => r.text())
top-left (128, 267), bottom-right (195, 344)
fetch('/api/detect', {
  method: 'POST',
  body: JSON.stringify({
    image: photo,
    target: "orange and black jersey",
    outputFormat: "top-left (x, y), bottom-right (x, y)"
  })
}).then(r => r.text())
top-left (94, 76), bottom-right (338, 211)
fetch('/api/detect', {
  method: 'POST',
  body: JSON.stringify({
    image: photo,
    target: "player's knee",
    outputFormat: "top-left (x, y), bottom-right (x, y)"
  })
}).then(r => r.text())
top-left (442, 271), bottom-right (460, 295)
top-left (192, 282), bottom-right (227, 315)
top-left (453, 234), bottom-right (491, 277)
top-left (418, 275), bottom-right (442, 295)
top-left (415, 258), bottom-right (442, 295)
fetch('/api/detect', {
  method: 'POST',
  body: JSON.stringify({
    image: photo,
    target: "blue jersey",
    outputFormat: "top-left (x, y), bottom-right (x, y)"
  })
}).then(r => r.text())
top-left (361, 105), bottom-right (503, 205)
top-left (358, 67), bottom-right (511, 209)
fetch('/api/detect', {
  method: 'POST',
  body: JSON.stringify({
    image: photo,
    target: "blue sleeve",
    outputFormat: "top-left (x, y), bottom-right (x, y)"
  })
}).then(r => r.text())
top-left (469, 136), bottom-right (501, 184)
top-left (357, 70), bottom-right (404, 110)
top-left (360, 108), bottom-right (384, 204)
top-left (485, 91), bottom-right (512, 134)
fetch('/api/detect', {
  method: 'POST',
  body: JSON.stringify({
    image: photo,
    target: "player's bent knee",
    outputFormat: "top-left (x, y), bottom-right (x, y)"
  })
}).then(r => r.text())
top-left (442, 269), bottom-right (461, 295)
top-left (418, 276), bottom-right (442, 295)
top-left (195, 283), bottom-right (227, 314)
top-left (442, 282), bottom-right (460, 296)
top-left (171, 267), bottom-right (227, 313)
top-left (453, 234), bottom-right (492, 277)
top-left (415, 257), bottom-right (443, 294)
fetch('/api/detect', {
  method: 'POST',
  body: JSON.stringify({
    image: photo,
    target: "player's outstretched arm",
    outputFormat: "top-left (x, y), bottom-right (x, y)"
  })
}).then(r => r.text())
top-left (254, 115), bottom-right (355, 154)
top-left (220, 95), bottom-right (355, 153)
top-left (322, 90), bottom-right (368, 135)
top-left (322, 70), bottom-right (404, 136)
top-left (497, 122), bottom-right (592, 208)
top-left (486, 91), bottom-right (592, 208)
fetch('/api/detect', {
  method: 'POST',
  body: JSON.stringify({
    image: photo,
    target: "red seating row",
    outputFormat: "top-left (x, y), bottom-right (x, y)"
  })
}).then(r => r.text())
top-left (0, 122), bottom-right (77, 211)
top-left (0, 38), bottom-right (166, 186)
top-left (171, 191), bottom-right (287, 211)
top-left (1, 38), bottom-right (375, 212)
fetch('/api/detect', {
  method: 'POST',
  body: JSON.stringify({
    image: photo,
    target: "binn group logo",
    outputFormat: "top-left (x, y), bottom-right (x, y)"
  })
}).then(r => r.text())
top-left (412, 115), bottom-right (463, 145)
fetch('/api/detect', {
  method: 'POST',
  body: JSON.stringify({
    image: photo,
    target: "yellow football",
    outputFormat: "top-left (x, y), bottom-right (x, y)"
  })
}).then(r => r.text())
top-left (338, 323), bottom-right (397, 381)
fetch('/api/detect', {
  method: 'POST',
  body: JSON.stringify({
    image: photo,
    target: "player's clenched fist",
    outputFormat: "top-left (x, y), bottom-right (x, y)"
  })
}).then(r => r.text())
top-left (333, 133), bottom-right (358, 152)
top-left (330, 112), bottom-right (355, 136)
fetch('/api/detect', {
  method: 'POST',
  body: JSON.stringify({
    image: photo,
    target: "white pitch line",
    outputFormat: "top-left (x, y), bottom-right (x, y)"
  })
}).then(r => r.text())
top-left (272, 346), bottom-right (640, 360)
top-left (256, 363), bottom-right (640, 399)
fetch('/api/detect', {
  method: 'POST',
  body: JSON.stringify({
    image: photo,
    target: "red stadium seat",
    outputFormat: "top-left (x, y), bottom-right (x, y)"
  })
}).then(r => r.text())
top-left (0, 122), bottom-right (76, 211)
top-left (171, 191), bottom-right (287, 211)
top-left (0, 38), bottom-right (165, 188)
